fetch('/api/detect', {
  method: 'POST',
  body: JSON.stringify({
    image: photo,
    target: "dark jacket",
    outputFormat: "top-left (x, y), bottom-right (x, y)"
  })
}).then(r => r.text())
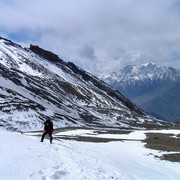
top-left (44, 120), bottom-right (53, 133)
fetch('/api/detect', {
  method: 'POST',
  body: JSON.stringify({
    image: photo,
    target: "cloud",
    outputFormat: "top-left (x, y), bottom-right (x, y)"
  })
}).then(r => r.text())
top-left (79, 44), bottom-right (97, 61)
top-left (0, 0), bottom-right (180, 74)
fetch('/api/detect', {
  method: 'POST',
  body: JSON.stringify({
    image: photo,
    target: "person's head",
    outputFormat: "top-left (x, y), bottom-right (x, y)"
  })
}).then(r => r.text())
top-left (46, 119), bottom-right (50, 123)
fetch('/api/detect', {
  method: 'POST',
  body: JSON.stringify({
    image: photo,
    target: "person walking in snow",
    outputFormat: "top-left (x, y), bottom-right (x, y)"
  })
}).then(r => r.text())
top-left (41, 119), bottom-right (54, 143)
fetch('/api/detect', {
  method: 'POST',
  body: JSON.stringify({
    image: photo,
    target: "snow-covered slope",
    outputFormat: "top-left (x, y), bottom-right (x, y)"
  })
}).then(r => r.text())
top-left (0, 37), bottom-right (168, 131)
top-left (101, 63), bottom-right (180, 122)
top-left (0, 129), bottom-right (180, 179)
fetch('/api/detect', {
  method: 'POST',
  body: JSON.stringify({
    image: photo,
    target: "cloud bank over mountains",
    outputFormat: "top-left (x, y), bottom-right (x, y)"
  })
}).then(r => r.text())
top-left (0, 0), bottom-right (180, 74)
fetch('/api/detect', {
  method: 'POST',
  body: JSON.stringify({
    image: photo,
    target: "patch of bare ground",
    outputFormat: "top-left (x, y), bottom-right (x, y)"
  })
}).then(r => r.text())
top-left (161, 153), bottom-right (180, 162)
top-left (53, 126), bottom-right (132, 134)
top-left (55, 136), bottom-right (122, 143)
top-left (93, 129), bottom-right (132, 135)
top-left (144, 132), bottom-right (180, 162)
top-left (54, 128), bottom-right (132, 143)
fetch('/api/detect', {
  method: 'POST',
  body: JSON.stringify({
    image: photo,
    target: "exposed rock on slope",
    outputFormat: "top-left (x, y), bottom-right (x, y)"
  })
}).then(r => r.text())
top-left (0, 37), bottom-right (168, 131)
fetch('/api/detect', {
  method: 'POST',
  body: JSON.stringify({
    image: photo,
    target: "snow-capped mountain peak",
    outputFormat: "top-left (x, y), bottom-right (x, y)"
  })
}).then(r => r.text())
top-left (103, 62), bottom-right (180, 83)
top-left (101, 63), bottom-right (180, 122)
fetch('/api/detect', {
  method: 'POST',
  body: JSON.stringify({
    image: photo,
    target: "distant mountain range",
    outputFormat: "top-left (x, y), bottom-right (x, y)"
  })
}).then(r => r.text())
top-left (0, 36), bottom-right (169, 131)
top-left (101, 63), bottom-right (180, 123)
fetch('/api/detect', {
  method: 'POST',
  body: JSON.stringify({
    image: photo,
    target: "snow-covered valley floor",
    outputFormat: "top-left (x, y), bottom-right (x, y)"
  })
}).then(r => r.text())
top-left (0, 129), bottom-right (180, 180)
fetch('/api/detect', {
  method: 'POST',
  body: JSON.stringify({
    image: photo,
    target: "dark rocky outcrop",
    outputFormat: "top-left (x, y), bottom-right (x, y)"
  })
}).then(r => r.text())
top-left (30, 45), bottom-right (60, 62)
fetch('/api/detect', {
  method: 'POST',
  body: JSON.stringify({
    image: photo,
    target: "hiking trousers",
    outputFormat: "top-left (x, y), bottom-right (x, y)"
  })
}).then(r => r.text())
top-left (41, 131), bottom-right (53, 143)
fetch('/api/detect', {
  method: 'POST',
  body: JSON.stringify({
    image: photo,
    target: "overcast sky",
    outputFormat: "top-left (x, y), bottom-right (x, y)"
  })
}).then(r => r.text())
top-left (0, 0), bottom-right (180, 74)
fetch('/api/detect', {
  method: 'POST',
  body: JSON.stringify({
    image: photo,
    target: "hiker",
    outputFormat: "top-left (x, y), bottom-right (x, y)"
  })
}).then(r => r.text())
top-left (41, 119), bottom-right (54, 143)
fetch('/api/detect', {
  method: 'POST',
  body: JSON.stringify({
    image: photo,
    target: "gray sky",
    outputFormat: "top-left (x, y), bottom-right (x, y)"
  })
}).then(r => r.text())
top-left (0, 0), bottom-right (180, 74)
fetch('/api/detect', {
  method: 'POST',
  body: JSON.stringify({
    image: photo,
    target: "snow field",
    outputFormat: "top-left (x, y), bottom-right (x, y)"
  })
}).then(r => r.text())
top-left (0, 129), bottom-right (180, 180)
